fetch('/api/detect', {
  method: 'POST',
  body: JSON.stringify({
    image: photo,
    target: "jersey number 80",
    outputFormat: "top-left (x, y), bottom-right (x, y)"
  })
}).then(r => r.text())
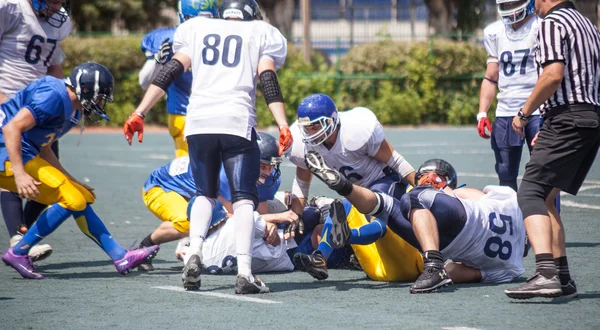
top-left (202, 34), bottom-right (242, 68)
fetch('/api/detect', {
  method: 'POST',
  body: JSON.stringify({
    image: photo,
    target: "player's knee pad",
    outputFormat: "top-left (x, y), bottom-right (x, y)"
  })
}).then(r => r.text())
top-left (58, 184), bottom-right (89, 212)
top-left (301, 206), bottom-right (322, 233)
top-left (518, 180), bottom-right (553, 219)
top-left (399, 186), bottom-right (437, 221)
top-left (168, 115), bottom-right (185, 139)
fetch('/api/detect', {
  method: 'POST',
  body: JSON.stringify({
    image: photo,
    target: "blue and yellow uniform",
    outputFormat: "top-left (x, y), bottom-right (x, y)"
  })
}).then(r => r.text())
top-left (143, 156), bottom-right (280, 232)
top-left (141, 28), bottom-right (193, 157)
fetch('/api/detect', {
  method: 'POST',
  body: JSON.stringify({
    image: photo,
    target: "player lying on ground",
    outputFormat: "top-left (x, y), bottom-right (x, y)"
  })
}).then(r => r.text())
top-left (0, 62), bottom-right (159, 279)
top-left (137, 133), bottom-right (301, 270)
top-left (305, 152), bottom-right (526, 293)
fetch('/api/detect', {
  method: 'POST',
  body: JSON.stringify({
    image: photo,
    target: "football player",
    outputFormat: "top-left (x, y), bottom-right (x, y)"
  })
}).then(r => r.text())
top-left (285, 93), bottom-right (417, 278)
top-left (0, 63), bottom-right (159, 279)
top-left (138, 0), bottom-right (218, 158)
top-left (124, 0), bottom-right (293, 294)
top-left (136, 132), bottom-right (298, 270)
top-left (305, 153), bottom-right (526, 293)
top-left (0, 0), bottom-right (73, 262)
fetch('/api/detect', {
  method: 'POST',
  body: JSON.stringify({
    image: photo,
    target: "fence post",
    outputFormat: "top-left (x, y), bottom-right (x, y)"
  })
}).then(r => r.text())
top-left (301, 0), bottom-right (311, 63)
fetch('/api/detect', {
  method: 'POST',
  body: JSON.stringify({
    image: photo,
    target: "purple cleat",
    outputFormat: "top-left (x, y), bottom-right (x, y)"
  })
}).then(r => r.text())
top-left (2, 247), bottom-right (44, 279)
top-left (114, 245), bottom-right (160, 275)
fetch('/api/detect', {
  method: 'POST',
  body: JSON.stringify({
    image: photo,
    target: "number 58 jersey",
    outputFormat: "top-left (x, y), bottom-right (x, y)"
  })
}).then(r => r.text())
top-left (173, 17), bottom-right (287, 140)
top-left (483, 17), bottom-right (540, 117)
top-left (443, 186), bottom-right (525, 283)
top-left (0, 0), bottom-right (72, 97)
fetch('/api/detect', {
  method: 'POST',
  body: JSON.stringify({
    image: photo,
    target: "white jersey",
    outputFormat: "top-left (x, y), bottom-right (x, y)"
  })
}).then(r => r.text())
top-left (201, 212), bottom-right (296, 274)
top-left (288, 107), bottom-right (387, 188)
top-left (0, 0), bottom-right (71, 97)
top-left (483, 17), bottom-right (540, 117)
top-left (173, 17), bottom-right (287, 140)
top-left (442, 186), bottom-right (525, 283)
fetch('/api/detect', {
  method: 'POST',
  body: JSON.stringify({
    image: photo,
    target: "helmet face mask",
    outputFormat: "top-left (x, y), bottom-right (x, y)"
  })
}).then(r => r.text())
top-left (31, 0), bottom-right (70, 28)
top-left (178, 0), bottom-right (219, 23)
top-left (497, 0), bottom-right (534, 24)
top-left (415, 159), bottom-right (458, 189)
top-left (257, 132), bottom-right (282, 186)
top-left (297, 94), bottom-right (339, 147)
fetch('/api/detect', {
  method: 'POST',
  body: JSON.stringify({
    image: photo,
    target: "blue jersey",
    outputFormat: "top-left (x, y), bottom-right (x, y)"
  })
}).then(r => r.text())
top-left (0, 76), bottom-right (77, 171)
top-left (144, 156), bottom-right (281, 202)
top-left (141, 27), bottom-right (192, 116)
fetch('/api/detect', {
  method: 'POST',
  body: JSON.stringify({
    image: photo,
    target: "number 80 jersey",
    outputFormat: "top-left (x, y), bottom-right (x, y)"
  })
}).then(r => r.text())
top-left (483, 17), bottom-right (540, 117)
top-left (173, 17), bottom-right (287, 141)
top-left (0, 0), bottom-right (72, 97)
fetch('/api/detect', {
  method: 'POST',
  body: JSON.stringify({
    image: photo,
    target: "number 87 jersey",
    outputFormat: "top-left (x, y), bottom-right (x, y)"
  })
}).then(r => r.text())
top-left (173, 16), bottom-right (287, 140)
top-left (483, 17), bottom-right (541, 117)
top-left (0, 1), bottom-right (72, 97)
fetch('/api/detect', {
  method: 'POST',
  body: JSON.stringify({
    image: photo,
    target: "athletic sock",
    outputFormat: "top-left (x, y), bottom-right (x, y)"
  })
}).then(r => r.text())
top-left (535, 253), bottom-right (557, 279)
top-left (554, 256), bottom-right (572, 285)
top-left (73, 205), bottom-right (127, 261)
top-left (139, 234), bottom-right (155, 248)
top-left (187, 196), bottom-right (215, 259)
top-left (499, 180), bottom-right (518, 192)
top-left (315, 215), bottom-right (334, 259)
top-left (349, 219), bottom-right (386, 245)
top-left (1, 191), bottom-right (23, 237)
top-left (13, 204), bottom-right (71, 255)
top-left (423, 250), bottom-right (444, 266)
top-left (233, 202), bottom-right (255, 280)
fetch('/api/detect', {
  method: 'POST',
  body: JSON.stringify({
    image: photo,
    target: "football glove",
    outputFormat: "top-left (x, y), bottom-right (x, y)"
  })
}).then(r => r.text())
top-left (154, 38), bottom-right (173, 65)
top-left (477, 112), bottom-right (492, 139)
top-left (278, 126), bottom-right (293, 156)
top-left (124, 113), bottom-right (145, 145)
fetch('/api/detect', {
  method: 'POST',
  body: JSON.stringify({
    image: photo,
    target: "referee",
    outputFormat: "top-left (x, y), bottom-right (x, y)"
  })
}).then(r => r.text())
top-left (505, 0), bottom-right (600, 299)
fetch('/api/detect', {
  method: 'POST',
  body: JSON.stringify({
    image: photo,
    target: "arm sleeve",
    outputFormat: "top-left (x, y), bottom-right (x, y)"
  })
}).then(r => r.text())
top-left (539, 19), bottom-right (567, 66)
top-left (138, 59), bottom-right (162, 90)
top-left (483, 24), bottom-right (498, 59)
top-left (260, 24), bottom-right (288, 70)
top-left (173, 23), bottom-right (192, 59)
top-left (24, 84), bottom-right (63, 126)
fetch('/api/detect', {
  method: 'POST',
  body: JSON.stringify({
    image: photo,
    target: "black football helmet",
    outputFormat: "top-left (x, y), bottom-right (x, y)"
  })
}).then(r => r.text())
top-left (219, 0), bottom-right (262, 21)
top-left (31, 0), bottom-right (71, 28)
top-left (257, 132), bottom-right (282, 185)
top-left (66, 62), bottom-right (114, 122)
top-left (415, 159), bottom-right (458, 189)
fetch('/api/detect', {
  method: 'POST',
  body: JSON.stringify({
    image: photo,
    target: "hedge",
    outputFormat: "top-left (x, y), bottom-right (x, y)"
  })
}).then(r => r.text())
top-left (61, 35), bottom-right (495, 127)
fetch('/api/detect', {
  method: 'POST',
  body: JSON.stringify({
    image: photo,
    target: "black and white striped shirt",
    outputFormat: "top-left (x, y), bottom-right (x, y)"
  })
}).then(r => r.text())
top-left (536, 1), bottom-right (600, 111)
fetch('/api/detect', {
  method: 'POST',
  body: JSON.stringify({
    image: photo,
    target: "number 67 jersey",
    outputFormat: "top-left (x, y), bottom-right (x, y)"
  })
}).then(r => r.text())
top-left (483, 17), bottom-right (540, 117)
top-left (444, 186), bottom-right (525, 283)
top-left (0, 0), bottom-right (72, 97)
top-left (173, 16), bottom-right (287, 141)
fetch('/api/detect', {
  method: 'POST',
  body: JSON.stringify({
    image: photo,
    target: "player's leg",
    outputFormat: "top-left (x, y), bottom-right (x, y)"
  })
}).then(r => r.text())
top-left (222, 130), bottom-right (269, 294)
top-left (168, 114), bottom-right (189, 157)
top-left (491, 117), bottom-right (521, 191)
top-left (182, 134), bottom-right (221, 290)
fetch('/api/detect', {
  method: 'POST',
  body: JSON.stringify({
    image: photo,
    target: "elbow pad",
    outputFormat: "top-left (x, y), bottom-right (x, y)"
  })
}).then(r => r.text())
top-left (387, 151), bottom-right (415, 178)
top-left (259, 70), bottom-right (284, 105)
top-left (152, 59), bottom-right (184, 92)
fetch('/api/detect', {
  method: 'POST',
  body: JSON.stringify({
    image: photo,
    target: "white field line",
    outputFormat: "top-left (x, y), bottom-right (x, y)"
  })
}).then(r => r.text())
top-left (560, 200), bottom-right (600, 210)
top-left (442, 327), bottom-right (482, 330)
top-left (153, 285), bottom-right (282, 304)
top-left (94, 161), bottom-right (149, 168)
top-left (142, 154), bottom-right (172, 160)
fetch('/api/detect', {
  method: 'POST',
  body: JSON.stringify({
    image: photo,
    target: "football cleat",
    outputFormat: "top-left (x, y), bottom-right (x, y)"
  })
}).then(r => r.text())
top-left (1, 247), bottom-right (44, 279)
top-left (235, 275), bottom-right (270, 294)
top-left (504, 272), bottom-right (562, 299)
top-left (409, 261), bottom-right (452, 294)
top-left (304, 151), bottom-right (353, 196)
top-left (10, 233), bottom-right (53, 262)
top-left (329, 199), bottom-right (350, 249)
top-left (561, 279), bottom-right (578, 299)
top-left (293, 251), bottom-right (329, 280)
top-left (182, 254), bottom-right (202, 291)
top-left (114, 245), bottom-right (160, 275)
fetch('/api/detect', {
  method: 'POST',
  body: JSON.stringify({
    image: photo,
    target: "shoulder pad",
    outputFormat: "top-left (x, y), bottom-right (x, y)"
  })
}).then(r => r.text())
top-left (484, 20), bottom-right (504, 41)
top-left (339, 107), bottom-right (379, 152)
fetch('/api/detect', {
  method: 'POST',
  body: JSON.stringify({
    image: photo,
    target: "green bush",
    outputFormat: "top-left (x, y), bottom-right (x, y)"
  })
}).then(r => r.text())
top-left (61, 35), bottom-right (491, 127)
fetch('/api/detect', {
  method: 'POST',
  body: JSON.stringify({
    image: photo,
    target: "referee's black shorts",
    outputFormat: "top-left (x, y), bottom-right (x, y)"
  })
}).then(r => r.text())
top-left (522, 104), bottom-right (600, 195)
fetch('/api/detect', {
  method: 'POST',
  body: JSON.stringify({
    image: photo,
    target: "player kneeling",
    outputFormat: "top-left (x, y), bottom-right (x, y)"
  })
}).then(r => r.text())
top-left (305, 152), bottom-right (526, 293)
top-left (0, 63), bottom-right (159, 279)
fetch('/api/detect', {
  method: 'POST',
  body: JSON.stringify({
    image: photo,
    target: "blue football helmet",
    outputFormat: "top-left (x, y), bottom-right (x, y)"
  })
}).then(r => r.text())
top-left (66, 62), bottom-right (114, 122)
top-left (178, 0), bottom-right (219, 23)
top-left (297, 94), bottom-right (339, 147)
top-left (220, 0), bottom-right (263, 21)
top-left (257, 132), bottom-right (282, 186)
top-left (497, 0), bottom-right (535, 24)
top-left (31, 0), bottom-right (70, 28)
top-left (415, 159), bottom-right (458, 189)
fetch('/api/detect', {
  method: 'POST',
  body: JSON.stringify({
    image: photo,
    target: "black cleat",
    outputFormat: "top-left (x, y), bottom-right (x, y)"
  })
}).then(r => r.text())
top-left (293, 251), bottom-right (329, 280)
top-left (504, 272), bottom-right (562, 299)
top-left (182, 254), bottom-right (202, 291)
top-left (304, 151), bottom-right (353, 196)
top-left (235, 275), bottom-right (270, 294)
top-left (329, 199), bottom-right (350, 249)
top-left (561, 279), bottom-right (578, 298)
top-left (409, 262), bottom-right (452, 294)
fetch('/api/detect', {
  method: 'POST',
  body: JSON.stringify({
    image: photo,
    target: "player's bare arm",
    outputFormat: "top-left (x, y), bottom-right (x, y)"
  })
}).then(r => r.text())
top-left (477, 60), bottom-right (499, 139)
top-left (373, 139), bottom-right (416, 186)
top-left (1, 108), bottom-right (39, 199)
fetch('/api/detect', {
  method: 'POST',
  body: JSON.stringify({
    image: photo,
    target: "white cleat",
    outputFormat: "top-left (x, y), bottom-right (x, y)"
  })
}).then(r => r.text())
top-left (10, 234), bottom-right (53, 262)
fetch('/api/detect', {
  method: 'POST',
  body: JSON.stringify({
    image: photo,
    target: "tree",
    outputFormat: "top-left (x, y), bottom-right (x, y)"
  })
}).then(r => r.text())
top-left (424, 0), bottom-right (487, 37)
top-left (573, 0), bottom-right (598, 27)
top-left (257, 0), bottom-right (296, 38)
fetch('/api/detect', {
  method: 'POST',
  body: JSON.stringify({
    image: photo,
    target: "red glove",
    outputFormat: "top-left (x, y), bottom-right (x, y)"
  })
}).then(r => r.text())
top-left (278, 126), bottom-right (293, 156)
top-left (124, 113), bottom-right (145, 145)
top-left (477, 113), bottom-right (492, 139)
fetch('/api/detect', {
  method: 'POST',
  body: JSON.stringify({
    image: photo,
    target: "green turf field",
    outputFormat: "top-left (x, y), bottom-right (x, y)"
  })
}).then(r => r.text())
top-left (1, 128), bottom-right (599, 330)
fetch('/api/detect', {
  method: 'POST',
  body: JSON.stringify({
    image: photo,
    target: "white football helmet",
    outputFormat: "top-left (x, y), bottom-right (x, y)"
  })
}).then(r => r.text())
top-left (497, 0), bottom-right (535, 24)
